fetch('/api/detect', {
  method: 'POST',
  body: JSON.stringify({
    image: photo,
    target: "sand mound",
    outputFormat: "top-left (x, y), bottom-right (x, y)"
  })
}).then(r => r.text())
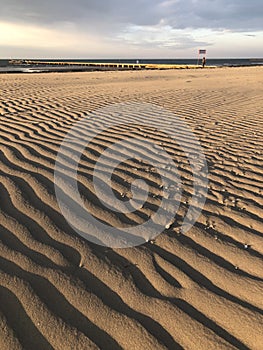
top-left (0, 67), bottom-right (262, 349)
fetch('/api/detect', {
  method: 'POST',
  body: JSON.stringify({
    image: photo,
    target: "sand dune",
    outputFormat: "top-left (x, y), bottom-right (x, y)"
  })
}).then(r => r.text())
top-left (0, 67), bottom-right (262, 349)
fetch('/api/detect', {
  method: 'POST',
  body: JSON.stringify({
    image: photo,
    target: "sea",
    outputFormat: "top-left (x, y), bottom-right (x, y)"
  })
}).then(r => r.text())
top-left (0, 58), bottom-right (263, 73)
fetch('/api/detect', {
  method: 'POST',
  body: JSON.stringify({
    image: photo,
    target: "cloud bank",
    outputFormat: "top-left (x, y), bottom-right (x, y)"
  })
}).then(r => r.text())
top-left (0, 0), bottom-right (262, 57)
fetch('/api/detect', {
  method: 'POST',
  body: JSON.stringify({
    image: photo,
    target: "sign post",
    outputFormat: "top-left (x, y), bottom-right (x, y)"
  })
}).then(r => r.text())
top-left (197, 49), bottom-right (207, 66)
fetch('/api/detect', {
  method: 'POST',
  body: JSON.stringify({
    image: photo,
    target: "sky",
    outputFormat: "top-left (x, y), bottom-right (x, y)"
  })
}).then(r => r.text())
top-left (0, 0), bottom-right (262, 58)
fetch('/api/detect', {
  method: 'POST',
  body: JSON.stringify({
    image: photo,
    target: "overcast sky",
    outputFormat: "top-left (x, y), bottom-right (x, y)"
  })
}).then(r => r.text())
top-left (0, 0), bottom-right (262, 58)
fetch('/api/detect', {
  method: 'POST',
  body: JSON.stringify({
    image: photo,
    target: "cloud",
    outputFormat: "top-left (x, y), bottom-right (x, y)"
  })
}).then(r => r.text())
top-left (0, 20), bottom-right (122, 56)
top-left (0, 0), bottom-right (262, 32)
top-left (166, 0), bottom-right (263, 31)
top-left (0, 0), bottom-right (262, 57)
top-left (117, 24), bottom-right (211, 50)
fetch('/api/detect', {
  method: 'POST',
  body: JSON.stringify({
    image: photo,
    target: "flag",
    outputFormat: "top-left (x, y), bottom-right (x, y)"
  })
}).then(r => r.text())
top-left (199, 49), bottom-right (207, 55)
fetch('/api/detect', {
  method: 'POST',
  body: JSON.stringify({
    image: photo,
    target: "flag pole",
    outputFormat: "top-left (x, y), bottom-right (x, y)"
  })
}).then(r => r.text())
top-left (197, 50), bottom-right (200, 66)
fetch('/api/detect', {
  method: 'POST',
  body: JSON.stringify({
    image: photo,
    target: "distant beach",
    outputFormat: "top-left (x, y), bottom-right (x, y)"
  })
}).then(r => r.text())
top-left (1, 58), bottom-right (263, 73)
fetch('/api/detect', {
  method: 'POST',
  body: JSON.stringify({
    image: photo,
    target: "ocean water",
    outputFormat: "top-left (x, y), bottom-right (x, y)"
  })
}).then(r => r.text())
top-left (0, 58), bottom-right (262, 73)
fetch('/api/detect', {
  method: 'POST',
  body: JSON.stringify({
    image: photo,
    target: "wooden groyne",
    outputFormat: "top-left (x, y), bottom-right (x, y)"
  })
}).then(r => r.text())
top-left (9, 60), bottom-right (216, 70)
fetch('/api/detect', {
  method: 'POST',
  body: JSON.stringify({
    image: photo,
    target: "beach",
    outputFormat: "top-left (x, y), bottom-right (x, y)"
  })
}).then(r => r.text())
top-left (0, 66), bottom-right (262, 349)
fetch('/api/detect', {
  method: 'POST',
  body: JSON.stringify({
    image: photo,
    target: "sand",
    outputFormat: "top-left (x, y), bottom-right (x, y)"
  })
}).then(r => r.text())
top-left (0, 67), bottom-right (262, 350)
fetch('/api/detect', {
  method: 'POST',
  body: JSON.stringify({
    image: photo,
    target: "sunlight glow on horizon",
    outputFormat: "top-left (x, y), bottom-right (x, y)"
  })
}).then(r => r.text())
top-left (1, 20), bottom-right (263, 59)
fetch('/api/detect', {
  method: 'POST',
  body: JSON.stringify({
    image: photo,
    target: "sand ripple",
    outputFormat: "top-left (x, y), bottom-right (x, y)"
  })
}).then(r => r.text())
top-left (0, 68), bottom-right (262, 349)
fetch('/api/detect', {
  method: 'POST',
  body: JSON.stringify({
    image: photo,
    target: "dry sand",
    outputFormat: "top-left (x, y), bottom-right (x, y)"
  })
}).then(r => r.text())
top-left (0, 67), bottom-right (262, 350)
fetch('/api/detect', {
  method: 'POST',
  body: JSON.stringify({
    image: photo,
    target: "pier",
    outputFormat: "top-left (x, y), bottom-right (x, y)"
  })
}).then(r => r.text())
top-left (9, 60), bottom-right (215, 70)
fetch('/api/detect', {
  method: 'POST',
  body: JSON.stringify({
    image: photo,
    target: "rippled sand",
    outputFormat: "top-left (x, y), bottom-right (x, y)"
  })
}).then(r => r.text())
top-left (0, 67), bottom-right (262, 350)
